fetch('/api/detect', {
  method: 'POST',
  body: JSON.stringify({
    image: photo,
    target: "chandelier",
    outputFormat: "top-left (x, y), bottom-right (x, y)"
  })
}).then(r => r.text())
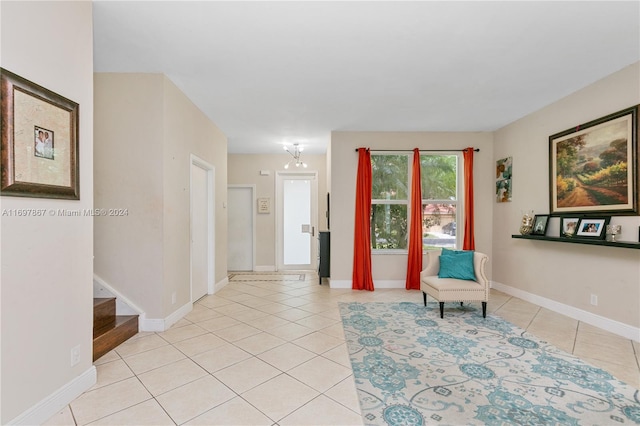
top-left (283, 143), bottom-right (307, 169)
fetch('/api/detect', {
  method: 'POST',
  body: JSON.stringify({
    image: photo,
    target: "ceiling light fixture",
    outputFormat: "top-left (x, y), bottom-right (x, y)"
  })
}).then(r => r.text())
top-left (283, 143), bottom-right (307, 169)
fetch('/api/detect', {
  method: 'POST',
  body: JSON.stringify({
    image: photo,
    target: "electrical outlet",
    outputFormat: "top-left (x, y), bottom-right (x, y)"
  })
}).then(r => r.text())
top-left (70, 345), bottom-right (80, 366)
top-left (172, 292), bottom-right (176, 305)
top-left (590, 294), bottom-right (598, 306)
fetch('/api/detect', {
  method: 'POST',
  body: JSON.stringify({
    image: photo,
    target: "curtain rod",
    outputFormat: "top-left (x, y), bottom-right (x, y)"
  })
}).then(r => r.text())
top-left (354, 148), bottom-right (480, 152)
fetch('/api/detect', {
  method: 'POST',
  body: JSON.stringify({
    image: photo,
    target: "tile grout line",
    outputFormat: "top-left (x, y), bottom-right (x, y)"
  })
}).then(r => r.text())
top-left (70, 273), bottom-right (636, 426)
top-left (572, 321), bottom-right (581, 355)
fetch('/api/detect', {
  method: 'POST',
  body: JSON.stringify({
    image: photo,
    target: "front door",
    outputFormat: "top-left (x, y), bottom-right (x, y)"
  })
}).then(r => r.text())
top-left (276, 172), bottom-right (318, 271)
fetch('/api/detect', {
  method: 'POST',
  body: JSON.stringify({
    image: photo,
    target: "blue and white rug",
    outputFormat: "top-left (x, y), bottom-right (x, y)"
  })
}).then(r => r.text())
top-left (339, 302), bottom-right (640, 426)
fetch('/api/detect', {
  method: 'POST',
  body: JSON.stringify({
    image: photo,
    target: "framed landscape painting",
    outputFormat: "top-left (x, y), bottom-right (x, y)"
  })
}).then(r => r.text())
top-left (549, 105), bottom-right (638, 215)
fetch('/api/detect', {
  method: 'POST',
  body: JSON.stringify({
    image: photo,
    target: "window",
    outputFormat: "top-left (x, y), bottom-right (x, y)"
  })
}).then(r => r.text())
top-left (370, 152), bottom-right (459, 251)
top-left (421, 154), bottom-right (458, 250)
top-left (371, 155), bottom-right (408, 250)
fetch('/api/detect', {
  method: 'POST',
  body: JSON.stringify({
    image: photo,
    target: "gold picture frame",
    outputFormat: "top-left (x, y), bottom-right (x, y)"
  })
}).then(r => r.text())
top-left (1, 68), bottom-right (79, 199)
top-left (549, 105), bottom-right (638, 215)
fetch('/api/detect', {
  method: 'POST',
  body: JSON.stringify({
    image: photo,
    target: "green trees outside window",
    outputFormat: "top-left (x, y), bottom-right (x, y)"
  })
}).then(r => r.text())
top-left (371, 153), bottom-right (459, 251)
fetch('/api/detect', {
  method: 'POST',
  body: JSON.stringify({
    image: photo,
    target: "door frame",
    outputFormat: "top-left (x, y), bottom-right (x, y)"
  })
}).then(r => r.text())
top-left (190, 154), bottom-right (215, 302)
top-left (275, 171), bottom-right (318, 271)
top-left (227, 184), bottom-right (256, 271)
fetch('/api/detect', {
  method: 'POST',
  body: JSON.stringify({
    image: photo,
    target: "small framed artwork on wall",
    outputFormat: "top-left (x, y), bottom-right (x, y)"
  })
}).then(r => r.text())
top-left (575, 217), bottom-right (610, 239)
top-left (531, 215), bottom-right (550, 235)
top-left (496, 156), bottom-right (512, 203)
top-left (1, 68), bottom-right (80, 199)
top-left (560, 216), bottom-right (581, 238)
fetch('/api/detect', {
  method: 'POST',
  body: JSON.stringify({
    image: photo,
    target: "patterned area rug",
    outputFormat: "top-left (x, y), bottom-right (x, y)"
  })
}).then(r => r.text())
top-left (228, 273), bottom-right (306, 282)
top-left (339, 302), bottom-right (640, 426)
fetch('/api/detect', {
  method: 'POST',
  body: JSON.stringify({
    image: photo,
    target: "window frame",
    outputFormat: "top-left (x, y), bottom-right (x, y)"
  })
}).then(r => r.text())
top-left (370, 151), bottom-right (462, 254)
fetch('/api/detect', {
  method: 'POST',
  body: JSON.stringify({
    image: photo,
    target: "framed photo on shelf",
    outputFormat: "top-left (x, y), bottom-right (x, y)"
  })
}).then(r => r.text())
top-left (549, 105), bottom-right (638, 215)
top-left (575, 217), bottom-right (610, 239)
top-left (560, 217), bottom-right (581, 238)
top-left (531, 214), bottom-right (550, 235)
top-left (1, 68), bottom-right (79, 199)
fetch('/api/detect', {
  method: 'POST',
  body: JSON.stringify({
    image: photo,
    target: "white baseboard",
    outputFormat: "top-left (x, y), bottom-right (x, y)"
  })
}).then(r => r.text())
top-left (93, 274), bottom-right (145, 318)
top-left (214, 276), bottom-right (229, 293)
top-left (329, 279), bottom-right (350, 289)
top-left (140, 301), bottom-right (192, 332)
top-left (254, 265), bottom-right (276, 272)
top-left (328, 279), bottom-right (406, 289)
top-left (8, 366), bottom-right (96, 425)
top-left (373, 280), bottom-right (405, 289)
top-left (139, 318), bottom-right (165, 332)
top-left (492, 281), bottom-right (640, 342)
top-left (164, 302), bottom-right (192, 330)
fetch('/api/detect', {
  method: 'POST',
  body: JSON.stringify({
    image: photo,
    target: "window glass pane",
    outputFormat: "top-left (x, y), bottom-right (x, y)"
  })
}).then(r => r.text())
top-left (371, 155), bottom-right (408, 200)
top-left (371, 204), bottom-right (408, 249)
top-left (422, 203), bottom-right (457, 249)
top-left (421, 155), bottom-right (457, 200)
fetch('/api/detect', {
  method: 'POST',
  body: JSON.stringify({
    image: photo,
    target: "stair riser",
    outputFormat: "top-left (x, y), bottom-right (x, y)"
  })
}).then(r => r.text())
top-left (93, 316), bottom-right (138, 361)
top-left (94, 298), bottom-right (116, 332)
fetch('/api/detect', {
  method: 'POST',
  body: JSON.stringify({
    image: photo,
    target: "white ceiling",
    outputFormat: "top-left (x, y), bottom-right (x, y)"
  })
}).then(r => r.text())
top-left (93, 1), bottom-right (640, 154)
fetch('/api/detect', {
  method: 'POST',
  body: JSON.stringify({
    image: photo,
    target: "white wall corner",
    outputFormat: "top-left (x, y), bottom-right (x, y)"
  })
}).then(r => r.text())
top-left (138, 318), bottom-right (165, 333)
top-left (8, 366), bottom-right (96, 426)
top-left (140, 301), bottom-right (192, 332)
top-left (164, 302), bottom-right (193, 330)
top-left (214, 276), bottom-right (229, 293)
top-left (492, 281), bottom-right (640, 342)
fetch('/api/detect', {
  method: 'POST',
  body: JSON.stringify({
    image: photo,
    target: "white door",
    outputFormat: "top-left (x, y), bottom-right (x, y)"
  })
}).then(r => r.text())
top-left (190, 158), bottom-right (214, 301)
top-left (228, 185), bottom-right (255, 271)
top-left (277, 172), bottom-right (318, 271)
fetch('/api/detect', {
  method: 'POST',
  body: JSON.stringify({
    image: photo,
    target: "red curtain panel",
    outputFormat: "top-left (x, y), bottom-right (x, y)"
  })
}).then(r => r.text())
top-left (406, 148), bottom-right (423, 290)
top-left (352, 148), bottom-right (374, 291)
top-left (463, 147), bottom-right (476, 250)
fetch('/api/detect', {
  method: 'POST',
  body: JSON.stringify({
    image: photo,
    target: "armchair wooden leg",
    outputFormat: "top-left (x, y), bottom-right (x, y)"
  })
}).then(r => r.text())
top-left (460, 302), bottom-right (464, 306)
top-left (482, 302), bottom-right (487, 318)
top-left (439, 302), bottom-right (444, 319)
top-left (422, 292), bottom-right (427, 306)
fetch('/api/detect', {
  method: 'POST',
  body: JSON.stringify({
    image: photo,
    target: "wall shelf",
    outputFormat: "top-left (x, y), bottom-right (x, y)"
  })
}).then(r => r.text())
top-left (511, 234), bottom-right (640, 249)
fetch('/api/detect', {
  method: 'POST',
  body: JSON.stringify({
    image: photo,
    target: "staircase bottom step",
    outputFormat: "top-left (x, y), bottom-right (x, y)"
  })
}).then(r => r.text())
top-left (93, 315), bottom-right (138, 362)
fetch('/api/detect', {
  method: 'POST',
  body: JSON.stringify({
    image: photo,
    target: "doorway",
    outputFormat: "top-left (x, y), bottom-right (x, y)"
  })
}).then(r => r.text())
top-left (190, 155), bottom-right (214, 302)
top-left (227, 185), bottom-right (255, 271)
top-left (276, 171), bottom-right (318, 271)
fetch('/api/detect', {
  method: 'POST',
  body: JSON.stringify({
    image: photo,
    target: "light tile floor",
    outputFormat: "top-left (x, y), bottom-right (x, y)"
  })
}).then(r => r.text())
top-left (45, 272), bottom-right (640, 425)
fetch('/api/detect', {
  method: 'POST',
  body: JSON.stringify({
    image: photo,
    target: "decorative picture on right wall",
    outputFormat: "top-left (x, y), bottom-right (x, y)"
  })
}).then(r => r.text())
top-left (496, 156), bottom-right (512, 203)
top-left (549, 105), bottom-right (638, 215)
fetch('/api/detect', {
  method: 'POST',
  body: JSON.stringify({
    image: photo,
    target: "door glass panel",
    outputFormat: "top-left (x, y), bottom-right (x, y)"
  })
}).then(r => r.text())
top-left (283, 179), bottom-right (311, 265)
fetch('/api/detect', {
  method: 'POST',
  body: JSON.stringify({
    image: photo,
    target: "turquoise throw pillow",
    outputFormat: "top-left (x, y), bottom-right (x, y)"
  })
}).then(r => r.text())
top-left (440, 248), bottom-right (454, 256)
top-left (438, 251), bottom-right (476, 281)
top-left (440, 248), bottom-right (464, 257)
top-left (440, 248), bottom-right (474, 257)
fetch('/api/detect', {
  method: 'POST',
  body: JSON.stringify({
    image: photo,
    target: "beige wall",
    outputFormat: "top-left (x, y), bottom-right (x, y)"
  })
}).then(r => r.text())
top-left (94, 73), bottom-right (165, 318)
top-left (329, 132), bottom-right (494, 286)
top-left (162, 77), bottom-right (228, 313)
top-left (228, 154), bottom-right (327, 269)
top-left (1, 1), bottom-right (95, 423)
top-left (493, 62), bottom-right (640, 329)
top-left (94, 73), bottom-right (228, 321)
